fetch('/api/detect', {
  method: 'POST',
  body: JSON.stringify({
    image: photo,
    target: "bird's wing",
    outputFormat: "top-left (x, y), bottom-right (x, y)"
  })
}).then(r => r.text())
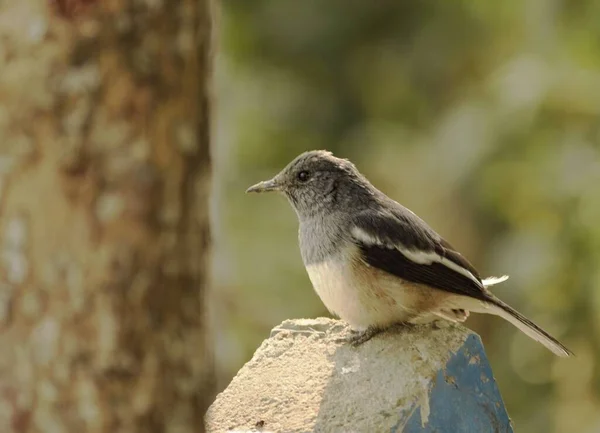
top-left (350, 208), bottom-right (493, 302)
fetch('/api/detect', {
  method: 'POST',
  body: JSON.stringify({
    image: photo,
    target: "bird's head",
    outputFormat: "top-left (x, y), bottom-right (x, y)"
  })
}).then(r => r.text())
top-left (246, 150), bottom-right (372, 219)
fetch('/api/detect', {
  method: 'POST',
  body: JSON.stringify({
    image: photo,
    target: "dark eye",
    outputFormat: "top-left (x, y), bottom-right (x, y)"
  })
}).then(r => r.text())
top-left (297, 170), bottom-right (310, 182)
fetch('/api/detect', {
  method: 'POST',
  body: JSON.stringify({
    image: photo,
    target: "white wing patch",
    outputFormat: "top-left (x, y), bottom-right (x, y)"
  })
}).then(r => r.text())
top-left (350, 225), bottom-right (389, 248)
top-left (350, 226), bottom-right (489, 288)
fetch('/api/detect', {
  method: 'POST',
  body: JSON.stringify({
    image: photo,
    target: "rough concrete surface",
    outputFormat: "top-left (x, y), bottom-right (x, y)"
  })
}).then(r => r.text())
top-left (205, 318), bottom-right (512, 433)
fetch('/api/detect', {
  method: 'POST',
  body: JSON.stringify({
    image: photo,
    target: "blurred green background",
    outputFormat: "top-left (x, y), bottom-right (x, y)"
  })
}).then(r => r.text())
top-left (211, 1), bottom-right (600, 431)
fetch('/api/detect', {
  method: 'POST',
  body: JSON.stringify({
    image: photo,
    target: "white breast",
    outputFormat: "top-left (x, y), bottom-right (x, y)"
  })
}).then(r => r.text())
top-left (305, 253), bottom-right (420, 330)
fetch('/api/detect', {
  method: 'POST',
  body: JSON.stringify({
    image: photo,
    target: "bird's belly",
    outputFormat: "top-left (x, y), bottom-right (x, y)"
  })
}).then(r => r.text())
top-left (305, 256), bottom-right (420, 330)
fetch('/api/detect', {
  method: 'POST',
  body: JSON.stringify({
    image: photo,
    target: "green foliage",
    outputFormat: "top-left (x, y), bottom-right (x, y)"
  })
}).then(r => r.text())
top-left (214, 1), bottom-right (600, 431)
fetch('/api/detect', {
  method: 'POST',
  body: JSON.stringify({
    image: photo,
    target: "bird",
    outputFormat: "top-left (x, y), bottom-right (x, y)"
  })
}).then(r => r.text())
top-left (246, 150), bottom-right (572, 357)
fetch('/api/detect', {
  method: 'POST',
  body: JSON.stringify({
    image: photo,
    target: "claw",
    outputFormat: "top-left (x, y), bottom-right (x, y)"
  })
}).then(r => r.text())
top-left (346, 326), bottom-right (383, 346)
top-left (344, 322), bottom-right (415, 347)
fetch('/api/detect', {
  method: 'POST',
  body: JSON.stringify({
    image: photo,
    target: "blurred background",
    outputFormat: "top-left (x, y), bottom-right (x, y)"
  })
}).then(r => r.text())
top-left (210, 1), bottom-right (600, 432)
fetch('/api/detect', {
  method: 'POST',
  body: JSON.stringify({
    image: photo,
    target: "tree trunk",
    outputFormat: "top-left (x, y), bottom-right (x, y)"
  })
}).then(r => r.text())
top-left (0, 1), bottom-right (214, 432)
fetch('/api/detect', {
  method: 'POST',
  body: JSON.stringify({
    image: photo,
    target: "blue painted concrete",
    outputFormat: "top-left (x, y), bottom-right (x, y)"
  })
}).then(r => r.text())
top-left (393, 334), bottom-right (513, 433)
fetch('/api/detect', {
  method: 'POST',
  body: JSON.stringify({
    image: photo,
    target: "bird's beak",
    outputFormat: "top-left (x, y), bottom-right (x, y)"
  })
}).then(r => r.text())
top-left (246, 178), bottom-right (281, 194)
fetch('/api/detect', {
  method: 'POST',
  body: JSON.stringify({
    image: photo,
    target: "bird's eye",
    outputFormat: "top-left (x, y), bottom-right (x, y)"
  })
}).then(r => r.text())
top-left (297, 171), bottom-right (310, 182)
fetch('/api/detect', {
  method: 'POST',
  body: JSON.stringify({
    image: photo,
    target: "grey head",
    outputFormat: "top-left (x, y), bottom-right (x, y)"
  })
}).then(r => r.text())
top-left (246, 150), bottom-right (375, 220)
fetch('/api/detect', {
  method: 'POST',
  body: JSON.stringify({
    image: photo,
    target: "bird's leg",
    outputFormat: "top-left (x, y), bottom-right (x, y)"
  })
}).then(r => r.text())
top-left (346, 326), bottom-right (383, 346)
top-left (346, 322), bottom-right (416, 347)
top-left (390, 321), bottom-right (417, 332)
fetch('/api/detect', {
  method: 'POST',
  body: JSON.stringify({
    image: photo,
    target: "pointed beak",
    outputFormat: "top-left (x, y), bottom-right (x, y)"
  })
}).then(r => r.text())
top-left (246, 178), bottom-right (281, 194)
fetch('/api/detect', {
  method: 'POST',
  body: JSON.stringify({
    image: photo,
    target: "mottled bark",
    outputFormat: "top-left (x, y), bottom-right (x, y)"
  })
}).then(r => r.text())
top-left (0, 1), bottom-right (214, 432)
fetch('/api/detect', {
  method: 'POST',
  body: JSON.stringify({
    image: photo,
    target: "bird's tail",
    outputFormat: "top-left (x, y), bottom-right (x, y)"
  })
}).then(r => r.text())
top-left (486, 298), bottom-right (572, 357)
top-left (466, 275), bottom-right (572, 357)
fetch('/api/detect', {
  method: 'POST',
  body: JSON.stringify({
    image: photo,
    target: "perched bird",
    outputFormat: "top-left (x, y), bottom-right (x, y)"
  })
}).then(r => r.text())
top-left (246, 150), bottom-right (572, 357)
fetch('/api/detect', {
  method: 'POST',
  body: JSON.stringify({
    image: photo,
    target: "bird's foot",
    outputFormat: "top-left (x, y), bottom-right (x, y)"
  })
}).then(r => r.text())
top-left (345, 326), bottom-right (383, 346)
top-left (345, 322), bottom-right (415, 347)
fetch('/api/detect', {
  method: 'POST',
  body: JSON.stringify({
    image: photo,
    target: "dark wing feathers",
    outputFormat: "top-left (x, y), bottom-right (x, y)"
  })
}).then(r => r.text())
top-left (351, 202), bottom-right (573, 358)
top-left (352, 208), bottom-right (490, 302)
top-left (357, 206), bottom-right (438, 252)
top-left (436, 238), bottom-right (482, 282)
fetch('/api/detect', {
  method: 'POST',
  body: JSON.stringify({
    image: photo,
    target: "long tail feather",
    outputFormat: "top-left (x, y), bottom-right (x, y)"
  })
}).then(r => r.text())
top-left (487, 299), bottom-right (572, 357)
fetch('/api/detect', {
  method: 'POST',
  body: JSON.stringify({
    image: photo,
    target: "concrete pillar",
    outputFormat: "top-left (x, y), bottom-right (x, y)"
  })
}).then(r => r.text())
top-left (206, 318), bottom-right (513, 433)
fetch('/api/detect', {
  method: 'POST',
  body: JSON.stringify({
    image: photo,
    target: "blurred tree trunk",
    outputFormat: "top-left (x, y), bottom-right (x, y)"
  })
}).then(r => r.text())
top-left (0, 1), bottom-right (214, 432)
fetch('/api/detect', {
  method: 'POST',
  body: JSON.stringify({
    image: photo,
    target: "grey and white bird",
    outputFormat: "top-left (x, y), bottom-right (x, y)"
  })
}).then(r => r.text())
top-left (246, 150), bottom-right (572, 357)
